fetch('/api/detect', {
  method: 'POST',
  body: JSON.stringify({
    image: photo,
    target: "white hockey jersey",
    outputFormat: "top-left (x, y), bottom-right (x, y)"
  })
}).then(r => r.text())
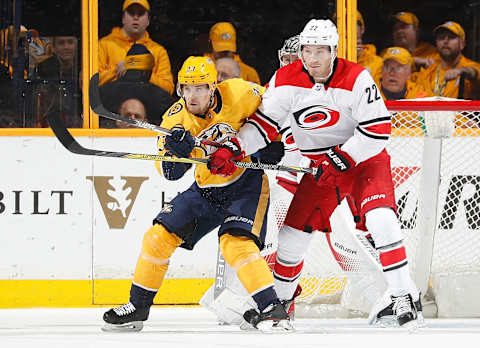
top-left (275, 126), bottom-right (306, 185)
top-left (238, 58), bottom-right (392, 165)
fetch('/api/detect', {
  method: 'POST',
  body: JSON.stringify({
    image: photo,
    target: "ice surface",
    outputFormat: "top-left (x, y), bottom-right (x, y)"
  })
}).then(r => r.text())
top-left (1, 307), bottom-right (479, 348)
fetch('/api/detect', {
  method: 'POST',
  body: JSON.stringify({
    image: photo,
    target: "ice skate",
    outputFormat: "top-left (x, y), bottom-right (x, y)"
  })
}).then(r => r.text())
top-left (242, 302), bottom-right (293, 332)
top-left (279, 284), bottom-right (302, 321)
top-left (102, 302), bottom-right (150, 332)
top-left (369, 292), bottom-right (424, 328)
top-left (392, 294), bottom-right (417, 327)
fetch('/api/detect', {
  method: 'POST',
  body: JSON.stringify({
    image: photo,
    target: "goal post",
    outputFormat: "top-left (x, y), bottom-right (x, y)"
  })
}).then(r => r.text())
top-left (386, 98), bottom-right (480, 318)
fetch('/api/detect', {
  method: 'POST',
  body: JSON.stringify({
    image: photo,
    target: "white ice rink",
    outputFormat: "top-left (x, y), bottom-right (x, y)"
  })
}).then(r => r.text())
top-left (1, 307), bottom-right (479, 348)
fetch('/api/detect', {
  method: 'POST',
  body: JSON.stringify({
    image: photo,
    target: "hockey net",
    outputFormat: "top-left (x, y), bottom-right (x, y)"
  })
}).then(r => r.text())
top-left (267, 98), bottom-right (480, 318)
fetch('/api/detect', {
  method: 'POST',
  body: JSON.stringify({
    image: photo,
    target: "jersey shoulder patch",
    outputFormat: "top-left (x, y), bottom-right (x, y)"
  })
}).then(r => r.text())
top-left (167, 102), bottom-right (183, 116)
top-left (274, 60), bottom-right (314, 89)
top-left (328, 58), bottom-right (365, 91)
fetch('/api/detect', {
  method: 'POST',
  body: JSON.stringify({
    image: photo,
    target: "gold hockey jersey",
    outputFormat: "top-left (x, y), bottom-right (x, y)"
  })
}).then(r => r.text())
top-left (157, 78), bottom-right (265, 188)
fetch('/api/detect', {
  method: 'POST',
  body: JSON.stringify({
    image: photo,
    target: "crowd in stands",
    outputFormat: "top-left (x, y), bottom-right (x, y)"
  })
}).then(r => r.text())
top-left (356, 11), bottom-right (480, 101)
top-left (1, 0), bottom-right (480, 128)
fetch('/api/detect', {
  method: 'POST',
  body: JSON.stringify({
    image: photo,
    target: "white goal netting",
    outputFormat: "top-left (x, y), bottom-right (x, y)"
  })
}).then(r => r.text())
top-left (267, 98), bottom-right (480, 318)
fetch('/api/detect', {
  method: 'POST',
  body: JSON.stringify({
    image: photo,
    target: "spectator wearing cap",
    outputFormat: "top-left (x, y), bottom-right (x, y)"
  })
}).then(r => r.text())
top-left (205, 22), bottom-right (260, 84)
top-left (215, 57), bottom-right (241, 83)
top-left (333, 10), bottom-right (382, 81)
top-left (99, 43), bottom-right (175, 127)
top-left (377, 46), bottom-right (429, 100)
top-left (388, 11), bottom-right (438, 70)
top-left (418, 21), bottom-right (480, 99)
top-left (355, 11), bottom-right (383, 81)
top-left (98, 0), bottom-right (174, 94)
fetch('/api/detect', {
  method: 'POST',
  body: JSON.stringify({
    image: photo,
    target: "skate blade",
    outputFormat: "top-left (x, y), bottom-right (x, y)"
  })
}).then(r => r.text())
top-left (101, 321), bottom-right (144, 332)
top-left (400, 319), bottom-right (419, 331)
top-left (257, 319), bottom-right (295, 333)
top-left (371, 316), bottom-right (398, 328)
top-left (239, 320), bottom-right (256, 331)
top-left (416, 312), bottom-right (427, 328)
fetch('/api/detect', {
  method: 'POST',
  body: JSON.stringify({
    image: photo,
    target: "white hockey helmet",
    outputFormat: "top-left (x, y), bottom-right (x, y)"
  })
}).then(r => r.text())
top-left (278, 35), bottom-right (300, 67)
top-left (299, 19), bottom-right (339, 47)
top-left (298, 19), bottom-right (339, 79)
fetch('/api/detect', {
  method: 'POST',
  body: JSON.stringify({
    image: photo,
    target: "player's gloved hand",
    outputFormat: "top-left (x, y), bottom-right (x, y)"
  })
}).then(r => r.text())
top-left (314, 146), bottom-right (356, 186)
top-left (256, 141), bottom-right (285, 165)
top-left (162, 152), bottom-right (192, 181)
top-left (164, 125), bottom-right (195, 158)
top-left (207, 138), bottom-right (244, 177)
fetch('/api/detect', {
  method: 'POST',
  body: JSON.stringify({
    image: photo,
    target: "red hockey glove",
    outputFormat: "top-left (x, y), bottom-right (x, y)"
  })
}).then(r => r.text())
top-left (207, 138), bottom-right (245, 177)
top-left (315, 146), bottom-right (356, 186)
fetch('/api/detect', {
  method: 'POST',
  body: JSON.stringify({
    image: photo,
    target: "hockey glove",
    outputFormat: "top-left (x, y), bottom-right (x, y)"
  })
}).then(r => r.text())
top-left (255, 141), bottom-right (285, 165)
top-left (164, 125), bottom-right (195, 158)
top-left (207, 138), bottom-right (244, 177)
top-left (161, 153), bottom-right (192, 181)
top-left (316, 146), bottom-right (356, 186)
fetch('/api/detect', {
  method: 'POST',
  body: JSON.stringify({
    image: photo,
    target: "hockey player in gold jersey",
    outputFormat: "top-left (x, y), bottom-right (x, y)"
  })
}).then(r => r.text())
top-left (102, 56), bottom-right (291, 332)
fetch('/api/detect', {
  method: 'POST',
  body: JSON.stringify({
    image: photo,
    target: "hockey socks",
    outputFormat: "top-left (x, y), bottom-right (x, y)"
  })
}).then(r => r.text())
top-left (377, 242), bottom-right (419, 301)
top-left (273, 257), bottom-right (304, 300)
top-left (252, 286), bottom-right (280, 312)
top-left (272, 225), bottom-right (313, 300)
top-left (130, 283), bottom-right (157, 309)
top-left (133, 224), bottom-right (182, 290)
top-left (219, 234), bottom-right (278, 310)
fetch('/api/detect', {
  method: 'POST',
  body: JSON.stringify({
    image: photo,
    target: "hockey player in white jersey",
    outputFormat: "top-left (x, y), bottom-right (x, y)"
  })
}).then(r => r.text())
top-left (208, 19), bottom-right (421, 327)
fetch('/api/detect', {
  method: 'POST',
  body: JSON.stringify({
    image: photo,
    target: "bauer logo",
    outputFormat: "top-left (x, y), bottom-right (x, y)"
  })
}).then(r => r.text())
top-left (360, 194), bottom-right (386, 209)
top-left (86, 176), bottom-right (148, 229)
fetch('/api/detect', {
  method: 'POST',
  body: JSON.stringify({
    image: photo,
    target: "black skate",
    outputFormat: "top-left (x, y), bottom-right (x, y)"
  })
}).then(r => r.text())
top-left (102, 302), bottom-right (150, 332)
top-left (279, 284), bottom-right (303, 321)
top-left (242, 302), bottom-right (293, 332)
top-left (392, 294), bottom-right (417, 327)
top-left (375, 295), bottom-right (423, 326)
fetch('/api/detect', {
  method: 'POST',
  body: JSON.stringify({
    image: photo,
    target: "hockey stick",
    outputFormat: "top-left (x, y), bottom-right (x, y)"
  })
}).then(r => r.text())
top-left (88, 73), bottom-right (221, 148)
top-left (47, 110), bottom-right (209, 164)
top-left (214, 248), bottom-right (227, 300)
top-left (334, 187), bottom-right (380, 265)
top-left (47, 111), bottom-right (319, 175)
top-left (329, 192), bottom-right (386, 315)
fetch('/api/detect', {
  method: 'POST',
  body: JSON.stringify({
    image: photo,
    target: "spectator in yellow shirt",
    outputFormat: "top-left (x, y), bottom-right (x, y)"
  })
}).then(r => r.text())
top-left (215, 57), bottom-right (241, 83)
top-left (356, 11), bottom-right (383, 82)
top-left (389, 12), bottom-right (438, 70)
top-left (377, 47), bottom-right (428, 101)
top-left (333, 10), bottom-right (382, 81)
top-left (378, 47), bottom-right (430, 130)
top-left (205, 22), bottom-right (261, 84)
top-left (98, 0), bottom-right (174, 94)
top-left (99, 43), bottom-right (175, 127)
top-left (418, 21), bottom-right (480, 99)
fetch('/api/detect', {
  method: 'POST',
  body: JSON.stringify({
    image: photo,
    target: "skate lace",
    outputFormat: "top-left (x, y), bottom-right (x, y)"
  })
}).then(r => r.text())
top-left (113, 302), bottom-right (136, 316)
top-left (392, 295), bottom-right (411, 316)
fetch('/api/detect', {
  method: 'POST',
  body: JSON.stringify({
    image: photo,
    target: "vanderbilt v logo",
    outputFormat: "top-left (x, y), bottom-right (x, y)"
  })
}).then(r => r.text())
top-left (86, 176), bottom-right (148, 229)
